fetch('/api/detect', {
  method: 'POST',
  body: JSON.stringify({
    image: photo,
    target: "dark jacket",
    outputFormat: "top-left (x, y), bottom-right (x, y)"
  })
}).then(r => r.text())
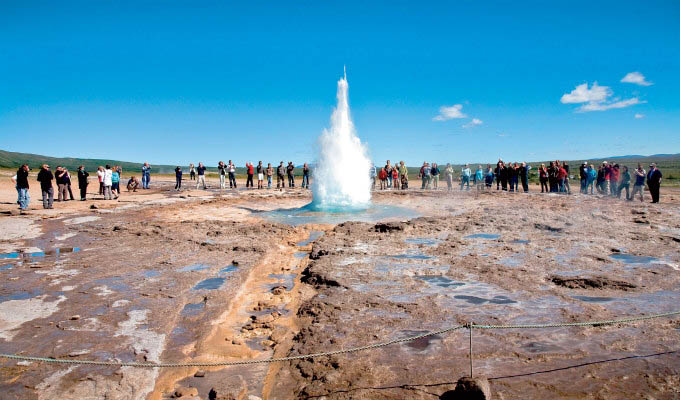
top-left (37, 168), bottom-right (54, 191)
top-left (78, 170), bottom-right (89, 187)
top-left (647, 168), bottom-right (662, 185)
top-left (16, 168), bottom-right (29, 189)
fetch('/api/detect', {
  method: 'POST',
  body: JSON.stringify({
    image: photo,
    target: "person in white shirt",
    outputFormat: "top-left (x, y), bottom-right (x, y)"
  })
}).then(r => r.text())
top-left (228, 160), bottom-right (237, 188)
top-left (11, 173), bottom-right (19, 205)
top-left (103, 165), bottom-right (113, 200)
top-left (97, 166), bottom-right (105, 195)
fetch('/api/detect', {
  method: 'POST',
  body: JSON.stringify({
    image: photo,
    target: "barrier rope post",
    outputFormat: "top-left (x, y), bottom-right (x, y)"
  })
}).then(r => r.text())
top-left (468, 321), bottom-right (473, 378)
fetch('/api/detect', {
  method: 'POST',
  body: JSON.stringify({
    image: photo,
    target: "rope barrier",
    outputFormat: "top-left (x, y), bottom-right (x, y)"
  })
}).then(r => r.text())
top-left (1, 310), bottom-right (677, 368)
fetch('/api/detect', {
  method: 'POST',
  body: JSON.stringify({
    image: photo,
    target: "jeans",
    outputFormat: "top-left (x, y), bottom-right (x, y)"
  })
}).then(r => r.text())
top-left (609, 179), bottom-right (617, 197)
top-left (460, 176), bottom-right (470, 190)
top-left (421, 176), bottom-right (428, 189)
top-left (175, 176), bottom-right (182, 190)
top-left (521, 177), bottom-right (529, 193)
top-left (228, 172), bottom-right (237, 188)
top-left (387, 176), bottom-right (392, 188)
top-left (80, 184), bottom-right (87, 200)
top-left (267, 175), bottom-right (272, 189)
top-left (42, 187), bottom-right (54, 209)
top-left (288, 174), bottom-right (295, 187)
top-left (540, 178), bottom-right (548, 193)
top-left (580, 178), bottom-right (587, 194)
top-left (509, 176), bottom-right (518, 192)
top-left (559, 179), bottom-right (566, 193)
top-left (219, 174), bottom-right (226, 189)
top-left (104, 185), bottom-right (112, 200)
top-left (617, 183), bottom-right (629, 200)
top-left (631, 184), bottom-right (644, 202)
top-left (564, 179), bottom-right (570, 193)
top-left (302, 173), bottom-right (309, 189)
top-left (18, 188), bottom-right (30, 210)
top-left (586, 180), bottom-right (594, 194)
top-left (432, 175), bottom-right (439, 189)
top-left (142, 174), bottom-right (150, 189)
top-left (196, 175), bottom-right (206, 189)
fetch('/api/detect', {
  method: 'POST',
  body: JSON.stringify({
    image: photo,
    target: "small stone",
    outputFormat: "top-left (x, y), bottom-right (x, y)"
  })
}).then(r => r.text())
top-left (193, 370), bottom-right (205, 377)
top-left (256, 314), bottom-right (275, 324)
top-left (231, 338), bottom-right (244, 345)
top-left (261, 340), bottom-right (274, 347)
top-left (232, 260), bottom-right (239, 266)
top-left (70, 315), bottom-right (81, 320)
top-left (90, 204), bottom-right (98, 209)
top-left (68, 349), bottom-right (91, 357)
top-left (174, 386), bottom-right (199, 398)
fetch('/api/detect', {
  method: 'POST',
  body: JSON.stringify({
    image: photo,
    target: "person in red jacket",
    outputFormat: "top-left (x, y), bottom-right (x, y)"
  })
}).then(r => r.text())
top-left (246, 162), bottom-right (255, 188)
top-left (557, 164), bottom-right (568, 193)
top-left (610, 164), bottom-right (620, 197)
top-left (378, 168), bottom-right (388, 190)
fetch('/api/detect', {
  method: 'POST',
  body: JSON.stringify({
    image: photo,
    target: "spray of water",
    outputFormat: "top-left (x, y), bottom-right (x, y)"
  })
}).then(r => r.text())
top-left (311, 69), bottom-right (372, 210)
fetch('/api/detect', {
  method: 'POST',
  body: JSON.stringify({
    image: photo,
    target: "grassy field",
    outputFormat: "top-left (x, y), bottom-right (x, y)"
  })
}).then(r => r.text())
top-left (2, 149), bottom-right (678, 185)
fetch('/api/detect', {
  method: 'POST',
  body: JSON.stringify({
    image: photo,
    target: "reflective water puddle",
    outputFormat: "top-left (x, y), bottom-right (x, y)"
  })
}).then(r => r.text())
top-left (609, 253), bottom-right (659, 264)
top-left (297, 231), bottom-right (324, 247)
top-left (404, 238), bottom-right (442, 246)
top-left (464, 233), bottom-right (501, 240)
top-left (192, 277), bottom-right (225, 291)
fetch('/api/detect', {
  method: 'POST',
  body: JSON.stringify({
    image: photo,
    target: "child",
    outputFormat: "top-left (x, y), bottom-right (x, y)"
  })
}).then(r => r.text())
top-left (392, 168), bottom-right (399, 190)
top-left (378, 168), bottom-right (387, 190)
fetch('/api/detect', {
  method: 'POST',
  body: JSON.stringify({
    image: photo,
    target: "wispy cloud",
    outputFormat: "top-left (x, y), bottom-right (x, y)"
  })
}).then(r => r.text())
top-left (621, 71), bottom-right (652, 86)
top-left (634, 113), bottom-right (645, 119)
top-left (561, 82), bottom-right (643, 112)
top-left (497, 132), bottom-right (508, 137)
top-left (462, 118), bottom-right (483, 128)
top-left (433, 104), bottom-right (466, 121)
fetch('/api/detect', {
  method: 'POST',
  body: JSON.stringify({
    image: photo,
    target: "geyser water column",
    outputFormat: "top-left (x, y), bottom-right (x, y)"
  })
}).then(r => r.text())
top-left (311, 69), bottom-right (372, 210)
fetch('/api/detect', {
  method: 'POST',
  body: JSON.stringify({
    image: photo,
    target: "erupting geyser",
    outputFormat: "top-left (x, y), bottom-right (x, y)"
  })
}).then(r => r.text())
top-left (311, 68), bottom-right (372, 210)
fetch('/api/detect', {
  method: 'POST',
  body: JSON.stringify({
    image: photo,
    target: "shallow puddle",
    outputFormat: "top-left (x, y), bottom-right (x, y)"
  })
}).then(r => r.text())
top-left (181, 301), bottom-right (206, 316)
top-left (511, 239), bottom-right (530, 244)
top-left (193, 277), bottom-right (225, 291)
top-left (392, 254), bottom-right (433, 260)
top-left (144, 270), bottom-right (160, 278)
top-left (268, 273), bottom-right (295, 291)
top-left (573, 295), bottom-right (616, 303)
top-left (415, 275), bottom-right (464, 288)
top-left (464, 233), bottom-right (500, 240)
top-left (219, 265), bottom-right (238, 275)
top-left (0, 247), bottom-right (80, 259)
top-left (0, 264), bottom-right (13, 271)
top-left (404, 238), bottom-right (442, 246)
top-left (400, 330), bottom-right (442, 351)
top-left (609, 253), bottom-right (659, 264)
top-left (262, 204), bottom-right (420, 226)
top-left (293, 252), bottom-right (307, 259)
top-left (454, 294), bottom-right (517, 305)
top-left (297, 231), bottom-right (324, 247)
top-left (521, 341), bottom-right (564, 353)
top-left (178, 264), bottom-right (212, 272)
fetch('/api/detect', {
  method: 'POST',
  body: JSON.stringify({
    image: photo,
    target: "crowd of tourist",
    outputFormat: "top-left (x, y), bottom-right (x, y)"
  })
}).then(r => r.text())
top-left (11, 158), bottom-right (665, 210)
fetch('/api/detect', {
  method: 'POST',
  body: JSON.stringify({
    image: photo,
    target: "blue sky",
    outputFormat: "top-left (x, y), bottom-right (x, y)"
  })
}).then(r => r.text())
top-left (1, 1), bottom-right (679, 166)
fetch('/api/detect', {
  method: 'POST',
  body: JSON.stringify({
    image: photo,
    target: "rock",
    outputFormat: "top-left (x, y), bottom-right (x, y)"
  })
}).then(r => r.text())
top-left (68, 349), bottom-right (91, 357)
top-left (533, 223), bottom-right (562, 232)
top-left (271, 286), bottom-right (286, 295)
top-left (261, 340), bottom-right (274, 347)
top-left (112, 226), bottom-right (122, 231)
top-left (70, 315), bottom-right (81, 320)
top-left (231, 338), bottom-right (244, 345)
top-left (232, 260), bottom-right (239, 266)
top-left (255, 314), bottom-right (275, 324)
top-left (309, 245), bottom-right (328, 260)
top-left (90, 204), bottom-right (98, 209)
top-left (373, 222), bottom-right (405, 233)
top-left (174, 386), bottom-right (199, 398)
top-left (440, 376), bottom-right (491, 400)
top-left (193, 370), bottom-right (205, 377)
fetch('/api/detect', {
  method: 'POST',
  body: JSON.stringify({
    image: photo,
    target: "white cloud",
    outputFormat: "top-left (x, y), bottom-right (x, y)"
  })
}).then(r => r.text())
top-left (561, 81), bottom-right (644, 112)
top-left (462, 118), bottom-right (483, 128)
top-left (560, 82), bottom-right (611, 104)
top-left (433, 104), bottom-right (467, 121)
top-left (578, 97), bottom-right (644, 112)
top-left (634, 113), bottom-right (645, 119)
top-left (621, 71), bottom-right (652, 86)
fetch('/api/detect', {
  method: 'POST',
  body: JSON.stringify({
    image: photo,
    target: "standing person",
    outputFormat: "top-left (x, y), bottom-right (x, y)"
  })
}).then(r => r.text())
top-left (218, 161), bottom-right (227, 189)
top-left (111, 166), bottom-right (120, 199)
top-left (557, 163), bottom-right (568, 193)
top-left (602, 162), bottom-right (612, 195)
top-left (277, 162), bottom-right (286, 190)
top-left (37, 164), bottom-right (54, 209)
top-left (500, 161), bottom-right (509, 191)
top-left (384, 160), bottom-right (393, 189)
top-left (64, 168), bottom-right (75, 200)
top-left (609, 164), bottom-right (620, 197)
top-left (227, 160), bottom-right (237, 188)
top-left (596, 164), bottom-right (606, 194)
top-left (141, 162), bottom-right (151, 189)
top-left (484, 164), bottom-right (494, 189)
top-left (399, 161), bottom-right (409, 190)
top-left (392, 166), bottom-right (400, 190)
top-left (617, 165), bottom-right (631, 200)
top-left (55, 166), bottom-right (68, 201)
top-left (370, 163), bottom-right (376, 190)
top-left (495, 160), bottom-right (503, 190)
top-left (189, 163), bottom-right (196, 181)
top-left (647, 163), bottom-right (662, 203)
top-left (301, 163), bottom-right (310, 189)
top-left (257, 161), bottom-right (265, 189)
top-left (246, 162), bottom-right (255, 188)
top-left (579, 162), bottom-right (588, 194)
top-left (418, 162), bottom-right (428, 189)
top-left (174, 166), bottom-right (183, 191)
top-left (547, 162), bottom-right (558, 193)
top-left (378, 167), bottom-right (387, 190)
top-left (460, 164), bottom-right (471, 190)
top-left (586, 164), bottom-right (597, 194)
top-left (196, 162), bottom-right (207, 189)
top-left (16, 164), bottom-right (30, 210)
top-left (77, 166), bottom-right (89, 201)
top-left (539, 164), bottom-right (548, 193)
top-left (431, 163), bottom-right (440, 190)
top-left (475, 165), bottom-right (484, 191)
top-left (519, 162), bottom-right (531, 193)
top-left (444, 163), bottom-right (454, 191)
top-left (562, 162), bottom-right (571, 194)
top-left (266, 163), bottom-right (273, 189)
top-left (631, 164), bottom-right (646, 202)
top-left (103, 165), bottom-right (113, 200)
top-left (11, 172), bottom-right (19, 205)
top-left (97, 166), bottom-right (105, 195)
top-left (509, 163), bottom-right (519, 192)
top-left (287, 162), bottom-right (295, 188)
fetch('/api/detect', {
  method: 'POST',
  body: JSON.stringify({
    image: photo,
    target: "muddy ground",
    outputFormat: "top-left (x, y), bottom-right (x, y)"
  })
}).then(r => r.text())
top-left (0, 177), bottom-right (679, 399)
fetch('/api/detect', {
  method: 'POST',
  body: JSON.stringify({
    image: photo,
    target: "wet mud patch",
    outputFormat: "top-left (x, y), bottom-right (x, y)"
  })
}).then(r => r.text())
top-left (550, 275), bottom-right (637, 290)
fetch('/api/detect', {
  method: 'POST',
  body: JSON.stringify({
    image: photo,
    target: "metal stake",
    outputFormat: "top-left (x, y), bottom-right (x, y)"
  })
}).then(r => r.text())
top-left (469, 322), bottom-right (473, 378)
